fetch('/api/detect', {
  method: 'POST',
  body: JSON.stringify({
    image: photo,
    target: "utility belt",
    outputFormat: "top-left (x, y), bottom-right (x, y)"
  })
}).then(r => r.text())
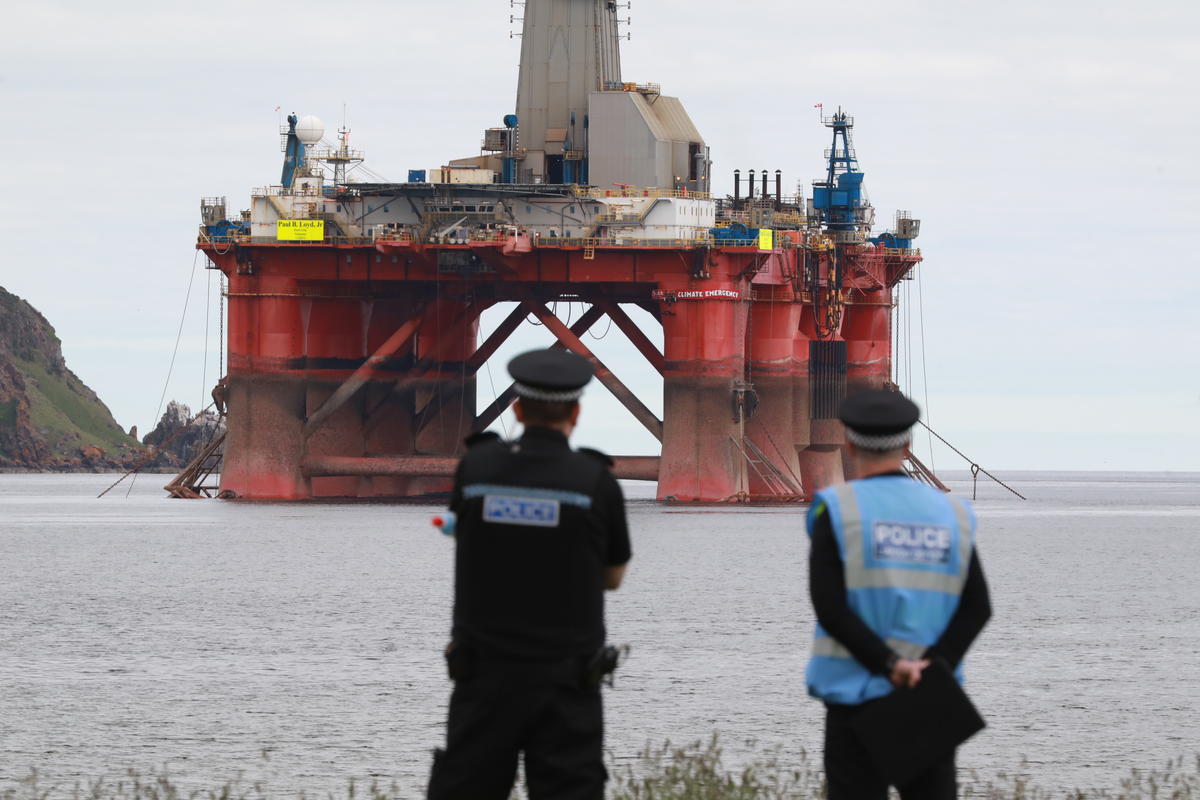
top-left (445, 642), bottom-right (625, 690)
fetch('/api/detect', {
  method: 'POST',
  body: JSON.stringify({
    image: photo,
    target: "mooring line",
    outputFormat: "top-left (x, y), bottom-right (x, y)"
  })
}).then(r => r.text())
top-left (916, 420), bottom-right (1026, 501)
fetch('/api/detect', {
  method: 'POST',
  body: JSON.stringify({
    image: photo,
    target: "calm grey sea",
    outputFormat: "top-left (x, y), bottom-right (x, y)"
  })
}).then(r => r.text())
top-left (1, 471), bottom-right (1198, 796)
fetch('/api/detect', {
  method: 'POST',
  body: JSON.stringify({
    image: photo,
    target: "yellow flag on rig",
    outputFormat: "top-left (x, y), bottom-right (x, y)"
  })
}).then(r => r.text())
top-left (758, 228), bottom-right (774, 251)
top-left (277, 220), bottom-right (325, 241)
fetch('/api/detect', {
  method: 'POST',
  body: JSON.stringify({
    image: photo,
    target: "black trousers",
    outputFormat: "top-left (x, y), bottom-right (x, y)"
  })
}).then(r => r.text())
top-left (427, 667), bottom-right (605, 800)
top-left (824, 704), bottom-right (957, 800)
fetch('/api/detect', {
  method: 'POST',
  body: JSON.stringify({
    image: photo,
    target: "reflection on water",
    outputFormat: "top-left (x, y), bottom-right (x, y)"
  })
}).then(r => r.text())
top-left (1, 472), bottom-right (1198, 795)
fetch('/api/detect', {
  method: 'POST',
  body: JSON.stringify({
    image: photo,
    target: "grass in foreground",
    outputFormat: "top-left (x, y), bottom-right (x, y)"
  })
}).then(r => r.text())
top-left (610, 737), bottom-right (1200, 799)
top-left (3, 738), bottom-right (1198, 800)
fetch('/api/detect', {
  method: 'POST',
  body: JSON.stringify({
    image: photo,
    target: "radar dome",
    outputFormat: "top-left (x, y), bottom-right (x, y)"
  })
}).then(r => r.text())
top-left (296, 115), bottom-right (325, 144)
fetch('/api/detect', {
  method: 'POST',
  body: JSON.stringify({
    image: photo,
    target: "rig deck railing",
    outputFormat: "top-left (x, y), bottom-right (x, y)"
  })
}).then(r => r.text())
top-left (580, 186), bottom-right (711, 200)
top-left (199, 233), bottom-right (771, 250)
top-left (246, 184), bottom-right (713, 201)
top-left (198, 227), bottom-right (918, 258)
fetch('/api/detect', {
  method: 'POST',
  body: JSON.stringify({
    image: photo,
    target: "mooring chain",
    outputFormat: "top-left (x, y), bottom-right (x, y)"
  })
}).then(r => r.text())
top-left (917, 420), bottom-right (1026, 501)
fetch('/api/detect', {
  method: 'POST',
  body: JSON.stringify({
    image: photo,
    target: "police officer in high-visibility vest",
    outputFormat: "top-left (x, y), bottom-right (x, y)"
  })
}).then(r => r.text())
top-left (807, 389), bottom-right (992, 799)
top-left (428, 348), bottom-right (631, 800)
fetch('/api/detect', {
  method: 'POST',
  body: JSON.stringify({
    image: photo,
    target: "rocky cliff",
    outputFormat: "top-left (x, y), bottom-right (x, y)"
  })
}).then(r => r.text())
top-left (0, 286), bottom-right (143, 470)
top-left (143, 400), bottom-right (225, 470)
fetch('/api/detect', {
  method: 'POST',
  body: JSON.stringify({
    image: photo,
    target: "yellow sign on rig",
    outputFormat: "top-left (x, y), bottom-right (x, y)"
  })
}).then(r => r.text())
top-left (277, 220), bottom-right (325, 241)
top-left (758, 228), bottom-right (775, 251)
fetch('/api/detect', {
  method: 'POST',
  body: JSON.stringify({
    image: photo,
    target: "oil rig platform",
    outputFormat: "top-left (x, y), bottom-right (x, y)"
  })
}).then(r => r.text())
top-left (195, 0), bottom-right (923, 502)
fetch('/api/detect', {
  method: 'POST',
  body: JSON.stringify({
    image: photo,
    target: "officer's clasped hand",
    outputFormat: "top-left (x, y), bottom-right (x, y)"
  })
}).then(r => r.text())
top-left (888, 658), bottom-right (930, 689)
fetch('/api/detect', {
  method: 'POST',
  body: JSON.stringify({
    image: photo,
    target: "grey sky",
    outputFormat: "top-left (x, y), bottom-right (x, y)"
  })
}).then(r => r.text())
top-left (2, 0), bottom-right (1196, 471)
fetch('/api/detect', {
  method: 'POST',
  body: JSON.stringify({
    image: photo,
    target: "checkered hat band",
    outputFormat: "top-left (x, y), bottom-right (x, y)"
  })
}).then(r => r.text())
top-left (513, 382), bottom-right (584, 402)
top-left (845, 427), bottom-right (912, 452)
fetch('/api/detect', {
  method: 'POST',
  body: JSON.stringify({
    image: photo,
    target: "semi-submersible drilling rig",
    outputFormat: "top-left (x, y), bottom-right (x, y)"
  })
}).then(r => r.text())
top-left (193, 0), bottom-right (925, 502)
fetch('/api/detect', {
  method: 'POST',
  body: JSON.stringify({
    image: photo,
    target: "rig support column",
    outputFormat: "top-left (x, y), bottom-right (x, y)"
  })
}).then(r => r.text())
top-left (839, 299), bottom-right (892, 479)
top-left (796, 304), bottom-right (847, 496)
top-left (656, 272), bottom-right (748, 502)
top-left (745, 286), bottom-right (804, 498)
top-left (220, 273), bottom-right (309, 500)
top-left (409, 299), bottom-right (480, 496)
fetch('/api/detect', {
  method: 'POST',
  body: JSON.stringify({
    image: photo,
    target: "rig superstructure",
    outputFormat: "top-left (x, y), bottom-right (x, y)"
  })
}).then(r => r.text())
top-left (195, 0), bottom-right (923, 502)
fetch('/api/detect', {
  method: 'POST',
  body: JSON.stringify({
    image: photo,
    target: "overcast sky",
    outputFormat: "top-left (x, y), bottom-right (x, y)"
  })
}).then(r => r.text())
top-left (2, 0), bottom-right (1196, 473)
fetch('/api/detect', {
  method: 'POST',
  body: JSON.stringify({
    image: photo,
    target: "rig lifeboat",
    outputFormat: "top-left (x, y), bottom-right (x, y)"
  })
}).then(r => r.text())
top-left (502, 230), bottom-right (534, 255)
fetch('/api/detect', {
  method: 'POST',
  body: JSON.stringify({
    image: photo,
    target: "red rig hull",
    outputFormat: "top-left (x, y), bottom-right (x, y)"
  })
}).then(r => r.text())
top-left (202, 233), bottom-right (918, 502)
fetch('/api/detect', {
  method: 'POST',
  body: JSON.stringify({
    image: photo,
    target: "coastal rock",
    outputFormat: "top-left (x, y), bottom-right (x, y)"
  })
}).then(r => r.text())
top-left (0, 286), bottom-right (143, 471)
top-left (80, 444), bottom-right (105, 462)
top-left (142, 400), bottom-right (225, 468)
top-left (0, 360), bottom-right (51, 465)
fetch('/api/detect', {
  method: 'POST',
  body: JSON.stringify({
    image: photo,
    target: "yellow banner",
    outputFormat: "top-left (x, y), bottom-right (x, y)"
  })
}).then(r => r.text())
top-left (277, 220), bottom-right (325, 241)
top-left (758, 228), bottom-right (774, 251)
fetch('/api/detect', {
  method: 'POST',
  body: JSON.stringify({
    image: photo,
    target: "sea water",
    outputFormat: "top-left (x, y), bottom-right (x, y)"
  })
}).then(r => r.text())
top-left (1, 472), bottom-right (1198, 795)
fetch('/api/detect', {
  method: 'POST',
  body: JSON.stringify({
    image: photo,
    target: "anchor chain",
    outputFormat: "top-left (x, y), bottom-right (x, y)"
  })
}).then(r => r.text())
top-left (917, 420), bottom-right (1026, 501)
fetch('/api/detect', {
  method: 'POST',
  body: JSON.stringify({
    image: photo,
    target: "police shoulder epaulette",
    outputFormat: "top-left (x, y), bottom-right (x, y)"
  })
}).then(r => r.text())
top-left (576, 447), bottom-right (614, 467)
top-left (463, 431), bottom-right (502, 448)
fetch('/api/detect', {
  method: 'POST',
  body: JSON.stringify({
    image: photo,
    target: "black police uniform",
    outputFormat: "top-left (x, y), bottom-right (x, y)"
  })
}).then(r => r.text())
top-left (809, 390), bottom-right (992, 800)
top-left (427, 351), bottom-right (632, 800)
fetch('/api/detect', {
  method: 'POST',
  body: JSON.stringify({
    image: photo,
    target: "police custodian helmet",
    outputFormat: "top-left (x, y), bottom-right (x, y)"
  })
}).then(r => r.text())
top-left (839, 389), bottom-right (920, 451)
top-left (508, 349), bottom-right (595, 402)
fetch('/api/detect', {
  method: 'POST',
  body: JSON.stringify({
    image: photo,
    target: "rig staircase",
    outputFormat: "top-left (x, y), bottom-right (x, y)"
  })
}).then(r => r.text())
top-left (903, 451), bottom-right (948, 492)
top-left (731, 436), bottom-right (803, 500)
top-left (165, 431), bottom-right (226, 499)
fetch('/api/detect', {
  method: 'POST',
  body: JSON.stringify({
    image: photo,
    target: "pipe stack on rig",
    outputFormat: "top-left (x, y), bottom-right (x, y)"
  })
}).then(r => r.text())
top-left (195, 0), bottom-right (923, 503)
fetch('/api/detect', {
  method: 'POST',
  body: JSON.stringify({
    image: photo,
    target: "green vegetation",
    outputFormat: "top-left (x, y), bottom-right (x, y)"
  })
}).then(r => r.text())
top-left (14, 355), bottom-right (135, 458)
top-left (0, 397), bottom-right (17, 428)
top-left (607, 738), bottom-right (1200, 799)
top-left (0, 284), bottom-right (139, 465)
top-left (2, 741), bottom-right (1197, 800)
top-left (610, 735), bottom-right (823, 799)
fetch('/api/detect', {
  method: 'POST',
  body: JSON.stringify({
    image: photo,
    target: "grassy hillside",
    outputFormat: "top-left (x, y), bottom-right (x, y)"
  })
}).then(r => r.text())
top-left (15, 356), bottom-right (135, 458)
top-left (0, 286), bottom-right (140, 467)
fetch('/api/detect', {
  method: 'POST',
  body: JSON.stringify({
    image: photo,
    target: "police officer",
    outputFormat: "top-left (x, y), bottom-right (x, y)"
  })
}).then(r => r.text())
top-left (427, 348), bottom-right (632, 800)
top-left (806, 389), bottom-right (992, 799)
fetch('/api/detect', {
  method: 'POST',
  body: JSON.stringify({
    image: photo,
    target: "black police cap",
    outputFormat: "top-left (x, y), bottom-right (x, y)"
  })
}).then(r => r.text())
top-left (508, 348), bottom-right (595, 402)
top-left (839, 389), bottom-right (920, 450)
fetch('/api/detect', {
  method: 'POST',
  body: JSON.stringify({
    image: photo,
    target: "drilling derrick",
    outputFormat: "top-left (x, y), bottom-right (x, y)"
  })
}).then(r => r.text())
top-left (194, 2), bottom-right (922, 502)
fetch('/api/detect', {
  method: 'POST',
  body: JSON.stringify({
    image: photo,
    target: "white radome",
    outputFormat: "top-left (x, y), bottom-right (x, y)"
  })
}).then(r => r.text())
top-left (296, 115), bottom-right (325, 144)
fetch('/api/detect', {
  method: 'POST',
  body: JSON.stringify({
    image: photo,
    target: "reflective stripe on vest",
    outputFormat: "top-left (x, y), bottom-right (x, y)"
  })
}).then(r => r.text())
top-left (462, 483), bottom-right (593, 509)
top-left (811, 635), bottom-right (927, 661)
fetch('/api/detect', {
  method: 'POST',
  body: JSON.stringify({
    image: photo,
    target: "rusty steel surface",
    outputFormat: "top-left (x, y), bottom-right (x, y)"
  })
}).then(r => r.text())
top-left (300, 454), bottom-right (660, 484)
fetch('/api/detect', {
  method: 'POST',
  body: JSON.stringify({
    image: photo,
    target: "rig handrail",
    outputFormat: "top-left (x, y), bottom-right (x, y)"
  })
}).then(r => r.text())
top-left (579, 186), bottom-right (712, 201)
top-left (199, 233), bottom-right (782, 250)
top-left (245, 183), bottom-right (712, 201)
top-left (594, 213), bottom-right (644, 224)
top-left (860, 246), bottom-right (922, 258)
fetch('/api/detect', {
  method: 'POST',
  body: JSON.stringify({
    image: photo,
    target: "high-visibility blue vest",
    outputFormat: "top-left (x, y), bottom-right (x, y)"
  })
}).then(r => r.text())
top-left (806, 476), bottom-right (976, 705)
